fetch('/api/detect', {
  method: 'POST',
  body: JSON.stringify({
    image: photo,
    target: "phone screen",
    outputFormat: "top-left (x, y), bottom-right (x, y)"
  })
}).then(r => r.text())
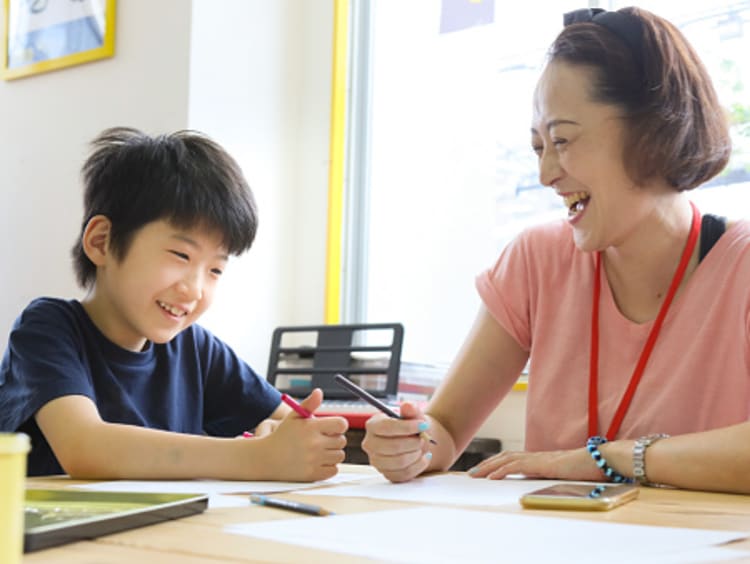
top-left (519, 483), bottom-right (639, 511)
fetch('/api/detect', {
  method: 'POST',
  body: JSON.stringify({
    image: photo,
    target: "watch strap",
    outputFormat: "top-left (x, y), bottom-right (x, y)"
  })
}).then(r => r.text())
top-left (632, 433), bottom-right (669, 486)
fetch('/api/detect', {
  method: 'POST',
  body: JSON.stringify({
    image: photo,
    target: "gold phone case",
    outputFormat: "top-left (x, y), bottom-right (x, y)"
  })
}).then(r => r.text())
top-left (520, 483), bottom-right (639, 511)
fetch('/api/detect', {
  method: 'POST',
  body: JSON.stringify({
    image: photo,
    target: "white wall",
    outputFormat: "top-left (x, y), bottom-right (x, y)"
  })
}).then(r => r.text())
top-left (189, 0), bottom-right (332, 368)
top-left (0, 1), bottom-right (332, 372)
top-left (0, 1), bottom-right (521, 447)
top-left (0, 0), bottom-right (192, 347)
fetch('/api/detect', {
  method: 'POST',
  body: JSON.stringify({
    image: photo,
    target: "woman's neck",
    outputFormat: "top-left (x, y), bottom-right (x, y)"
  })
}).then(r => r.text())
top-left (602, 196), bottom-right (697, 323)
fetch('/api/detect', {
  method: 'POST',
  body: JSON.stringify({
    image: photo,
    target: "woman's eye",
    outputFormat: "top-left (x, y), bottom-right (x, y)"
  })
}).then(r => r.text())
top-left (552, 138), bottom-right (567, 147)
top-left (531, 145), bottom-right (543, 155)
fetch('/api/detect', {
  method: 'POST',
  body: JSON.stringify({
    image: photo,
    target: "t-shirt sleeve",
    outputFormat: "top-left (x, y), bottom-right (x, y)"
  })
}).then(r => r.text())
top-left (0, 299), bottom-right (94, 432)
top-left (194, 327), bottom-right (282, 436)
top-left (475, 230), bottom-right (534, 351)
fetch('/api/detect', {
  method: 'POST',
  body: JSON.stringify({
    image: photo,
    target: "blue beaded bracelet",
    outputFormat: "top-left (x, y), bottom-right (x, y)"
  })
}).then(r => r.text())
top-left (586, 436), bottom-right (634, 484)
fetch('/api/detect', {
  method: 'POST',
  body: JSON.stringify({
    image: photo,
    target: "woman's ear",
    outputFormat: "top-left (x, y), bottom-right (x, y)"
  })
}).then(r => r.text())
top-left (81, 215), bottom-right (112, 266)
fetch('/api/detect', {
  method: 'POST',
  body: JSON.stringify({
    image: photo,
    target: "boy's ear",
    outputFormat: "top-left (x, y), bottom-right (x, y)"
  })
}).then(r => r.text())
top-left (81, 215), bottom-right (112, 266)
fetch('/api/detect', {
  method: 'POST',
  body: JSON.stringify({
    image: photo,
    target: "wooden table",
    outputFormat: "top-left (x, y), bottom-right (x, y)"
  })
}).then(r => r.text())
top-left (23, 465), bottom-right (750, 563)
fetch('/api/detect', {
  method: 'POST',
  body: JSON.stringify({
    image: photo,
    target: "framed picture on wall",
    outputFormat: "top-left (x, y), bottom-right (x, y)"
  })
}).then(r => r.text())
top-left (1, 0), bottom-right (116, 81)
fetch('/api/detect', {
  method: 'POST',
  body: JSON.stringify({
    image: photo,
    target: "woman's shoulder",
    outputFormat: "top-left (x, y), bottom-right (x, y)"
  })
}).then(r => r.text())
top-left (512, 219), bottom-right (580, 262)
top-left (698, 217), bottom-right (750, 276)
top-left (719, 217), bottom-right (750, 251)
top-left (726, 217), bottom-right (750, 235)
top-left (518, 218), bottom-right (571, 240)
top-left (484, 219), bottom-right (585, 284)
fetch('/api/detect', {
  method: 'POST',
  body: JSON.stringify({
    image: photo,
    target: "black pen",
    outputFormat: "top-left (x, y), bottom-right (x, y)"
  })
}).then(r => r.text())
top-left (250, 494), bottom-right (334, 516)
top-left (333, 373), bottom-right (437, 444)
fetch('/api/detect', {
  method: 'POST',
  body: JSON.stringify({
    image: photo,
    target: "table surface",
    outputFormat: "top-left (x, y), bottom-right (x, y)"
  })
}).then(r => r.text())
top-left (23, 465), bottom-right (750, 563)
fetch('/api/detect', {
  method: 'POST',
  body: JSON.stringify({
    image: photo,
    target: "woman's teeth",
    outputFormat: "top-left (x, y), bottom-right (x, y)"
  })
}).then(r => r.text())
top-left (562, 191), bottom-right (590, 217)
top-left (562, 191), bottom-right (590, 209)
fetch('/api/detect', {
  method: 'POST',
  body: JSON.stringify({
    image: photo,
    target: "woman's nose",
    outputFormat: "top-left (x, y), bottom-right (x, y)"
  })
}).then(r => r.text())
top-left (538, 149), bottom-right (563, 187)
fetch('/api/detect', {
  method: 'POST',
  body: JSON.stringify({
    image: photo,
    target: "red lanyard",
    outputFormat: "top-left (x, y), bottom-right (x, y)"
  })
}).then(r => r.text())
top-left (588, 202), bottom-right (701, 440)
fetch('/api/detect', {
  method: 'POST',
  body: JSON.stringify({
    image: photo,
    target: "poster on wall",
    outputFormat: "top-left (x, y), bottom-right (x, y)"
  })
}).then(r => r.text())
top-left (1, 0), bottom-right (116, 81)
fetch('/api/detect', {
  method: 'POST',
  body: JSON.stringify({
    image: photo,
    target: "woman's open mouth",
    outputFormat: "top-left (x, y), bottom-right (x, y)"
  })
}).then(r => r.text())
top-left (563, 191), bottom-right (590, 219)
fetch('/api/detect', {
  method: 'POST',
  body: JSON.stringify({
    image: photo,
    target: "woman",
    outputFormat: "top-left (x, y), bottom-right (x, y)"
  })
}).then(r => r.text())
top-left (362, 7), bottom-right (750, 493)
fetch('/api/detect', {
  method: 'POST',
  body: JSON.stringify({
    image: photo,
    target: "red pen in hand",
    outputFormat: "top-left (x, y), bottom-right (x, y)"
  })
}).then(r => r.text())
top-left (281, 393), bottom-right (313, 418)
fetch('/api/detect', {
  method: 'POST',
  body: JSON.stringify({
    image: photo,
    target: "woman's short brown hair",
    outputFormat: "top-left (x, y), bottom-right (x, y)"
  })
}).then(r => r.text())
top-left (549, 7), bottom-right (731, 191)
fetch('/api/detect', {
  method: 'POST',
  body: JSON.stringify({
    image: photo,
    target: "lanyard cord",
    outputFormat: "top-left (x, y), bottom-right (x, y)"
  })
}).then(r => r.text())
top-left (588, 202), bottom-right (701, 440)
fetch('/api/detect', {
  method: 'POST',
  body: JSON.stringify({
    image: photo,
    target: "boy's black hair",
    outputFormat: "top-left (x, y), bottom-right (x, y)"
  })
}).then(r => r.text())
top-left (71, 127), bottom-right (258, 288)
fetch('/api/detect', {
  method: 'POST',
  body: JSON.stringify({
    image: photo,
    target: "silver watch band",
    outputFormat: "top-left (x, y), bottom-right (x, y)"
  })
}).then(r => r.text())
top-left (632, 433), bottom-right (669, 486)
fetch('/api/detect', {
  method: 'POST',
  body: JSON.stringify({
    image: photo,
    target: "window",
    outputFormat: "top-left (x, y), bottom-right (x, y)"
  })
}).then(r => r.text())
top-left (341, 1), bottom-right (750, 365)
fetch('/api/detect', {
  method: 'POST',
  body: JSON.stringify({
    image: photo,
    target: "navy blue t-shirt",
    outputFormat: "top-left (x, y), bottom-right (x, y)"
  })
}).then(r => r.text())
top-left (0, 298), bottom-right (282, 476)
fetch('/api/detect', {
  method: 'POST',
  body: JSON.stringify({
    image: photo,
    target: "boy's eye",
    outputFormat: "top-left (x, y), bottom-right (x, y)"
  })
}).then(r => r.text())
top-left (552, 138), bottom-right (567, 147)
top-left (210, 268), bottom-right (223, 276)
top-left (169, 250), bottom-right (189, 260)
top-left (531, 145), bottom-right (543, 155)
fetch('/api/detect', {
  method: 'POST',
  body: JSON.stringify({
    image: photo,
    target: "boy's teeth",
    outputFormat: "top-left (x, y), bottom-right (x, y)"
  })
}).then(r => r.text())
top-left (159, 301), bottom-right (183, 316)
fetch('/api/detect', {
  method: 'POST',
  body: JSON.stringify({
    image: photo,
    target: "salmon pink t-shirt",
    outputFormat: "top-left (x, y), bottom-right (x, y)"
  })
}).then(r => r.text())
top-left (476, 217), bottom-right (750, 451)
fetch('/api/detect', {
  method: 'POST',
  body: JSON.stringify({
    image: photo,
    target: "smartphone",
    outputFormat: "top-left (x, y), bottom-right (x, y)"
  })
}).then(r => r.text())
top-left (519, 483), bottom-right (639, 511)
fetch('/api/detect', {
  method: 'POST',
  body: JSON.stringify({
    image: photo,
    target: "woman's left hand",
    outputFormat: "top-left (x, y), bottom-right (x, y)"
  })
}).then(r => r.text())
top-left (467, 448), bottom-right (605, 482)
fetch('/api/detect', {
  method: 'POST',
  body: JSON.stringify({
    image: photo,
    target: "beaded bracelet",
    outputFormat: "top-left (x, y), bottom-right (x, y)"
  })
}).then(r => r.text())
top-left (586, 436), bottom-right (634, 484)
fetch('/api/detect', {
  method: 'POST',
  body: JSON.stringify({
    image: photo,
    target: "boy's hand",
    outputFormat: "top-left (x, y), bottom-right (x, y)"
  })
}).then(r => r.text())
top-left (296, 387), bottom-right (324, 416)
top-left (251, 419), bottom-right (280, 438)
top-left (257, 389), bottom-right (348, 482)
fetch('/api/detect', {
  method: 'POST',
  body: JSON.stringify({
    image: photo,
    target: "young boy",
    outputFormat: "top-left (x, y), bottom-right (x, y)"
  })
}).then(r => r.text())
top-left (0, 127), bottom-right (348, 480)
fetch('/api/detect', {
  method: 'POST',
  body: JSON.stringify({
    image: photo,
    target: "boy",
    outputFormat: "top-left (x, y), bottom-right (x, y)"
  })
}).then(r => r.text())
top-left (0, 127), bottom-right (348, 480)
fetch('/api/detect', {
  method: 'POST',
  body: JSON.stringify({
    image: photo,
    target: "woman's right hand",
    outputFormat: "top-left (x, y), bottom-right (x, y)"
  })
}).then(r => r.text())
top-left (361, 402), bottom-right (433, 483)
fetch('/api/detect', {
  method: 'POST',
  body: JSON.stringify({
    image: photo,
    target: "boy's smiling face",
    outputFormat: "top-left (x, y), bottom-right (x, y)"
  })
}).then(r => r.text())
top-left (82, 219), bottom-right (228, 352)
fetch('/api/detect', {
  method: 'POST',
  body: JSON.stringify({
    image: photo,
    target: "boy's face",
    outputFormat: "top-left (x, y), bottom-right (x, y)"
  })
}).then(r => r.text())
top-left (86, 219), bottom-right (228, 352)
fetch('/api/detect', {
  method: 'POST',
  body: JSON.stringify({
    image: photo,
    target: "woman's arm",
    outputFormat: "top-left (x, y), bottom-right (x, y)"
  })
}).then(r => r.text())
top-left (468, 422), bottom-right (750, 495)
top-left (601, 424), bottom-right (750, 494)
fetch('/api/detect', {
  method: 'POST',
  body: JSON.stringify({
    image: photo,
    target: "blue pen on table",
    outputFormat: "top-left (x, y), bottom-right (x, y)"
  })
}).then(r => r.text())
top-left (333, 373), bottom-right (437, 445)
top-left (250, 494), bottom-right (334, 516)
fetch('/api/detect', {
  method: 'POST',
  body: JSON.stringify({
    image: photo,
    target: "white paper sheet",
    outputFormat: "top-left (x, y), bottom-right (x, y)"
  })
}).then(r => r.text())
top-left (298, 473), bottom-right (594, 506)
top-left (226, 506), bottom-right (747, 564)
top-left (205, 494), bottom-right (252, 508)
top-left (73, 472), bottom-right (367, 508)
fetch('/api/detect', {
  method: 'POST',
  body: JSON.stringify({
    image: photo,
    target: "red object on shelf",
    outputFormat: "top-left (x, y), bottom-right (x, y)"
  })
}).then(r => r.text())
top-left (316, 399), bottom-right (427, 429)
top-left (316, 410), bottom-right (375, 429)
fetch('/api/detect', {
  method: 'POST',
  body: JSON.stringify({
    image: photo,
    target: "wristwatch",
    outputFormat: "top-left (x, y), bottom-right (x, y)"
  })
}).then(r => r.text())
top-left (632, 433), bottom-right (670, 486)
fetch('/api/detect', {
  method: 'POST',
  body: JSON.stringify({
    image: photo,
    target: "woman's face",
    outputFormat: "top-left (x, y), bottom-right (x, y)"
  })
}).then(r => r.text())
top-left (531, 61), bottom-right (660, 252)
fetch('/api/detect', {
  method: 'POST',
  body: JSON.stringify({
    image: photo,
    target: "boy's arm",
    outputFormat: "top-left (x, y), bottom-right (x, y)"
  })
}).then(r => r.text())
top-left (36, 394), bottom-right (347, 481)
top-left (250, 402), bottom-right (290, 437)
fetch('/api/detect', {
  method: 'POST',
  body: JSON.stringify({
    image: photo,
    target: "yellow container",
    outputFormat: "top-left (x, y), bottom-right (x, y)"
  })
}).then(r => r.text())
top-left (0, 433), bottom-right (30, 564)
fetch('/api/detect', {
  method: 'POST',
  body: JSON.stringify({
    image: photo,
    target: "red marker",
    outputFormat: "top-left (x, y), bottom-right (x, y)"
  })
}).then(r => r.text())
top-left (281, 393), bottom-right (313, 418)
